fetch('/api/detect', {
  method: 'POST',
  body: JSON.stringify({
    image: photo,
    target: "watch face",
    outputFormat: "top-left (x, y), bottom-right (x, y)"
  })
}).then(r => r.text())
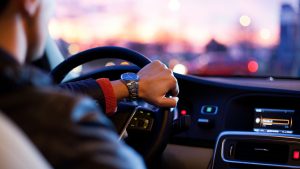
top-left (121, 73), bottom-right (140, 81)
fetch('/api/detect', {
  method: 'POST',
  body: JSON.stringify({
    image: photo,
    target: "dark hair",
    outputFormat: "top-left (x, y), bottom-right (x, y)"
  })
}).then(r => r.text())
top-left (0, 0), bottom-right (9, 14)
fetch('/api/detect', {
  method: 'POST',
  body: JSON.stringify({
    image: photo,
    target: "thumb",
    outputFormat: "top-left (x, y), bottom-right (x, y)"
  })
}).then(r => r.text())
top-left (157, 97), bottom-right (179, 107)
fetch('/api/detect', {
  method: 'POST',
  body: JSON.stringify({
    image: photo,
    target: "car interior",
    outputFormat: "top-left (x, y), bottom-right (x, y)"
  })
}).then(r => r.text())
top-left (3, 0), bottom-right (300, 169)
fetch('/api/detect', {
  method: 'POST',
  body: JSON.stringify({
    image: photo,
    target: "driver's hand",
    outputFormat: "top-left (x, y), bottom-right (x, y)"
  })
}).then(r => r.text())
top-left (138, 60), bottom-right (179, 107)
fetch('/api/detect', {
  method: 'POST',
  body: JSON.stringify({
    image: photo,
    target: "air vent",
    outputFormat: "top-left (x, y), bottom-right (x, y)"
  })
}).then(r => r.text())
top-left (212, 132), bottom-right (300, 169)
top-left (232, 141), bottom-right (289, 164)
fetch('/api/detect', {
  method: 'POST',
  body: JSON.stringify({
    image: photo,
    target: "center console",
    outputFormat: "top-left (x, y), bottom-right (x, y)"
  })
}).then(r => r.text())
top-left (212, 131), bottom-right (300, 169)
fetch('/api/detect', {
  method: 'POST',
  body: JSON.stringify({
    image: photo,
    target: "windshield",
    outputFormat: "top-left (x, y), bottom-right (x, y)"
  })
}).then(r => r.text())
top-left (50, 0), bottom-right (300, 78)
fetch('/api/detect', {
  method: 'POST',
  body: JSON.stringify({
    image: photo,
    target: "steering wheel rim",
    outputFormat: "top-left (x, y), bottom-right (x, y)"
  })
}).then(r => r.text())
top-left (50, 46), bottom-right (173, 164)
top-left (50, 46), bottom-right (151, 83)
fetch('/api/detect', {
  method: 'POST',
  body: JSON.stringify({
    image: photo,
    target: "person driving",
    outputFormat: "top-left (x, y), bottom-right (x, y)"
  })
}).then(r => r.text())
top-left (0, 0), bottom-right (179, 169)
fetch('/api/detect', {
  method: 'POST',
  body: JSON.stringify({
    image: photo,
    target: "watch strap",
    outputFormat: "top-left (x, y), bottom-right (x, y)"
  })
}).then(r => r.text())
top-left (126, 81), bottom-right (139, 99)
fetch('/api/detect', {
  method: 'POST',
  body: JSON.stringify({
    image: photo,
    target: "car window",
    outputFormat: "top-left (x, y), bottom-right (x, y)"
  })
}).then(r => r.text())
top-left (50, 0), bottom-right (300, 78)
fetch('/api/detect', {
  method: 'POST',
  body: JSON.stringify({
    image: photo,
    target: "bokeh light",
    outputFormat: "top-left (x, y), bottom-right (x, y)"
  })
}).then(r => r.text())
top-left (173, 64), bottom-right (188, 75)
top-left (260, 28), bottom-right (272, 40)
top-left (248, 61), bottom-right (259, 73)
top-left (239, 15), bottom-right (252, 27)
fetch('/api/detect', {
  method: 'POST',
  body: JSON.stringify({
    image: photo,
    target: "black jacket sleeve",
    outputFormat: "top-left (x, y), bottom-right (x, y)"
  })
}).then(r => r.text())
top-left (0, 87), bottom-right (146, 169)
top-left (59, 79), bottom-right (106, 111)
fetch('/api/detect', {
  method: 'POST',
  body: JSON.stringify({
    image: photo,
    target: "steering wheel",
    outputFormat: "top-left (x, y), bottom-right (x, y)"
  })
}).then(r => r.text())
top-left (50, 46), bottom-right (173, 164)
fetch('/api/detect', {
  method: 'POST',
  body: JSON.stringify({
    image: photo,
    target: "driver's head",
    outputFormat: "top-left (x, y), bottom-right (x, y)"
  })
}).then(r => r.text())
top-left (0, 0), bottom-right (55, 64)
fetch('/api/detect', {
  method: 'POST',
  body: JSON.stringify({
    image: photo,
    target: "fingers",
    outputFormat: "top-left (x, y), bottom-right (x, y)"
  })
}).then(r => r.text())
top-left (138, 60), bottom-right (166, 76)
top-left (163, 68), bottom-right (179, 97)
top-left (138, 60), bottom-right (180, 108)
top-left (152, 60), bottom-right (169, 74)
top-left (152, 60), bottom-right (167, 68)
top-left (172, 82), bottom-right (179, 97)
top-left (156, 97), bottom-right (179, 107)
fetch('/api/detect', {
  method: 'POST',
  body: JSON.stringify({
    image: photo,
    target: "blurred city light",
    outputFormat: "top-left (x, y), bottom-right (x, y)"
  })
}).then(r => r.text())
top-left (173, 64), bottom-right (188, 75)
top-left (51, 0), bottom-right (300, 78)
top-left (260, 28), bottom-right (271, 40)
top-left (50, 0), bottom-right (282, 49)
top-left (247, 61), bottom-right (259, 73)
top-left (239, 15), bottom-right (252, 27)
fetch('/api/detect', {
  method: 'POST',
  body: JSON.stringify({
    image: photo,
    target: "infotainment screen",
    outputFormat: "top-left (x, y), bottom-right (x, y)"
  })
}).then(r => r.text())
top-left (253, 108), bottom-right (294, 134)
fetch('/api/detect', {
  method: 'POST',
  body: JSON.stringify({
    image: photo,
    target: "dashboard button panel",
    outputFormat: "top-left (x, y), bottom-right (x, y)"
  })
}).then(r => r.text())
top-left (201, 105), bottom-right (218, 115)
top-left (198, 118), bottom-right (214, 128)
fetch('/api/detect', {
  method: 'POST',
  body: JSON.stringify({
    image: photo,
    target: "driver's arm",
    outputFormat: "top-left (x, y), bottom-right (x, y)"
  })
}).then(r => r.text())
top-left (59, 61), bottom-right (179, 114)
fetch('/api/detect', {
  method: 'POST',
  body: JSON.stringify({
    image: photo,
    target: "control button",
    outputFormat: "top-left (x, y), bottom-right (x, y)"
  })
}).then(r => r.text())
top-left (293, 150), bottom-right (300, 160)
top-left (180, 110), bottom-right (187, 116)
top-left (197, 118), bottom-right (213, 127)
top-left (198, 118), bottom-right (209, 123)
top-left (128, 109), bottom-right (154, 132)
top-left (173, 115), bottom-right (191, 131)
top-left (128, 117), bottom-right (153, 131)
top-left (201, 105), bottom-right (218, 115)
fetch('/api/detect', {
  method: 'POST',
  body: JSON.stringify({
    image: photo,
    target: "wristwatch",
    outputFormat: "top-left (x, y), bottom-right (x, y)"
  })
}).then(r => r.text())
top-left (121, 72), bottom-right (140, 99)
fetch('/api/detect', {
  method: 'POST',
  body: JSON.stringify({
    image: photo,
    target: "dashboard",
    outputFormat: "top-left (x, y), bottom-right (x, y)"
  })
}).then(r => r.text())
top-left (170, 74), bottom-right (300, 168)
top-left (172, 75), bottom-right (300, 147)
